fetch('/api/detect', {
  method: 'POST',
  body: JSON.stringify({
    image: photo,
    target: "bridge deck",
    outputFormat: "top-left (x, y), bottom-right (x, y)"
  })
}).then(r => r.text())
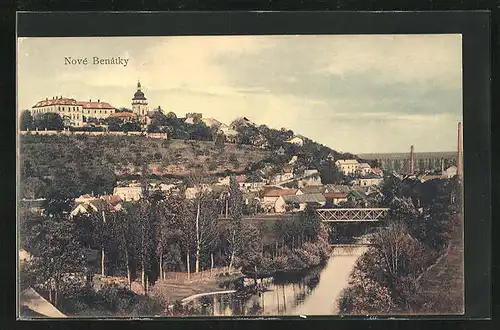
top-left (316, 208), bottom-right (389, 222)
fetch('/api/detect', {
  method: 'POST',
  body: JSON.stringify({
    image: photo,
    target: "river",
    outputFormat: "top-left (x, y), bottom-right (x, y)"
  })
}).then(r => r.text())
top-left (184, 245), bottom-right (368, 316)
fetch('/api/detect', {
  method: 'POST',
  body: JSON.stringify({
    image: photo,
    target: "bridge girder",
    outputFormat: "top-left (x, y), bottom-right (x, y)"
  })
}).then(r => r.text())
top-left (316, 208), bottom-right (389, 222)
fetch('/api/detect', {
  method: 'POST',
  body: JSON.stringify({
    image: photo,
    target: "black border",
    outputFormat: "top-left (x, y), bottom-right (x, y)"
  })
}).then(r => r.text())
top-left (11, 9), bottom-right (492, 326)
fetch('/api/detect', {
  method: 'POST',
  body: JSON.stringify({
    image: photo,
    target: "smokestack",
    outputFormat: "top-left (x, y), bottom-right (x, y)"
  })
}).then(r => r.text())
top-left (410, 145), bottom-right (415, 175)
top-left (458, 122), bottom-right (463, 181)
top-left (441, 158), bottom-right (445, 174)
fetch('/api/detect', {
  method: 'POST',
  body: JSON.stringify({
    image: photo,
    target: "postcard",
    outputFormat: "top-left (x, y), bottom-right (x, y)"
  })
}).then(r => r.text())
top-left (17, 33), bottom-right (465, 318)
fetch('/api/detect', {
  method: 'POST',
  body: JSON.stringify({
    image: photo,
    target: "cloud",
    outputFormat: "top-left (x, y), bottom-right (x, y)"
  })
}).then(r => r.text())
top-left (17, 35), bottom-right (462, 153)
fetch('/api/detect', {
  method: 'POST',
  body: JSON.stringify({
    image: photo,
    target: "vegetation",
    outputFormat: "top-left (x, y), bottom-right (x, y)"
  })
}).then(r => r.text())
top-left (338, 175), bottom-right (462, 314)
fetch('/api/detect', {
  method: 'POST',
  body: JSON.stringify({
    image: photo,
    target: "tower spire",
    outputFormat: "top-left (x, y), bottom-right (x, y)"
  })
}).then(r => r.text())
top-left (137, 79), bottom-right (141, 90)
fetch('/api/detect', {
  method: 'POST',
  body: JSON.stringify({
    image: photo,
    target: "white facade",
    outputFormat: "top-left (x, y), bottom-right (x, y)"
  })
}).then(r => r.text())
top-left (287, 136), bottom-right (304, 146)
top-left (335, 159), bottom-right (360, 175)
top-left (357, 163), bottom-right (372, 176)
top-left (359, 177), bottom-right (384, 187)
top-left (445, 166), bottom-right (458, 178)
top-left (31, 97), bottom-right (84, 127)
top-left (80, 100), bottom-right (115, 120)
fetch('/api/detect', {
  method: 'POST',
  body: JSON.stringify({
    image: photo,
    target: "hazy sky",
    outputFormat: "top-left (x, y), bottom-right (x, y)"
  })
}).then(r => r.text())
top-left (17, 35), bottom-right (462, 153)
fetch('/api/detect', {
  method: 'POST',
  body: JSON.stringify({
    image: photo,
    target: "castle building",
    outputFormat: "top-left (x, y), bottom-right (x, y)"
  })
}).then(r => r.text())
top-left (31, 96), bottom-right (84, 127)
top-left (31, 96), bottom-right (116, 127)
top-left (131, 80), bottom-right (149, 124)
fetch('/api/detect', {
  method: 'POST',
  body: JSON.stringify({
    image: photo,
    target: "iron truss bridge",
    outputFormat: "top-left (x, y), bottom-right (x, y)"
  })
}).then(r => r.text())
top-left (315, 208), bottom-right (389, 222)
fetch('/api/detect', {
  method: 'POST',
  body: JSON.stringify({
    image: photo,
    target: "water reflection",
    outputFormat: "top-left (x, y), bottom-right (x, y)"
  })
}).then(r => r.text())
top-left (186, 247), bottom-right (367, 316)
top-left (186, 271), bottom-right (320, 316)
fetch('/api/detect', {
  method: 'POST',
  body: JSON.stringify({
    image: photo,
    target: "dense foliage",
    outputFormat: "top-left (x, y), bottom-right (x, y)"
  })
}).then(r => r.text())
top-left (338, 175), bottom-right (462, 314)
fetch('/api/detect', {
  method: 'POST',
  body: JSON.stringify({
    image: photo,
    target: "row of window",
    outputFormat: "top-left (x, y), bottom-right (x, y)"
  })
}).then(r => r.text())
top-left (32, 108), bottom-right (113, 115)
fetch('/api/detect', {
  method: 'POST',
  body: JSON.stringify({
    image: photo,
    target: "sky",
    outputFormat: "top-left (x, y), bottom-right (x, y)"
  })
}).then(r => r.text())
top-left (17, 35), bottom-right (462, 154)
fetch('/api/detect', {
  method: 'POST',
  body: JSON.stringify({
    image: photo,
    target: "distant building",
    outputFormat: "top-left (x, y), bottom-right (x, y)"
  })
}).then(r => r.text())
top-left (323, 192), bottom-right (349, 205)
top-left (131, 81), bottom-right (149, 124)
top-left (444, 165), bottom-right (458, 178)
top-left (31, 96), bottom-right (84, 127)
top-left (113, 186), bottom-right (142, 202)
top-left (357, 163), bottom-right (372, 176)
top-left (286, 135), bottom-right (306, 146)
top-left (359, 176), bottom-right (384, 187)
top-left (335, 159), bottom-right (360, 175)
top-left (108, 111), bottom-right (138, 123)
top-left (262, 188), bottom-right (297, 210)
top-left (275, 193), bottom-right (326, 213)
top-left (276, 146), bottom-right (285, 156)
top-left (79, 99), bottom-right (115, 120)
top-left (20, 198), bottom-right (46, 215)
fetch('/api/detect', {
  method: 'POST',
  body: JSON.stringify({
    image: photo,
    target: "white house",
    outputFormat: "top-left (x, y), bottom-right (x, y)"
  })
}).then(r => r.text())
top-left (275, 193), bottom-right (326, 213)
top-left (444, 165), bottom-right (458, 178)
top-left (288, 155), bottom-right (298, 165)
top-left (113, 186), bottom-right (142, 202)
top-left (323, 192), bottom-right (349, 205)
top-left (359, 177), bottom-right (384, 187)
top-left (261, 189), bottom-right (298, 211)
top-left (286, 135), bottom-right (306, 146)
top-left (357, 163), bottom-right (372, 176)
top-left (335, 159), bottom-right (360, 175)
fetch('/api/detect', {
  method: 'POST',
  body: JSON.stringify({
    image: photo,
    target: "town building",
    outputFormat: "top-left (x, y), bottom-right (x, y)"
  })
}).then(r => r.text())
top-left (359, 176), bottom-right (384, 187)
top-left (357, 163), bottom-right (372, 176)
top-left (79, 99), bottom-right (115, 120)
top-left (113, 186), bottom-right (143, 202)
top-left (108, 111), bottom-right (139, 123)
top-left (131, 81), bottom-right (149, 124)
top-left (323, 192), bottom-right (349, 205)
top-left (444, 165), bottom-right (458, 178)
top-left (335, 159), bottom-right (360, 175)
top-left (31, 96), bottom-right (84, 127)
top-left (275, 193), bottom-right (326, 213)
top-left (261, 188), bottom-right (298, 211)
top-left (286, 135), bottom-right (306, 146)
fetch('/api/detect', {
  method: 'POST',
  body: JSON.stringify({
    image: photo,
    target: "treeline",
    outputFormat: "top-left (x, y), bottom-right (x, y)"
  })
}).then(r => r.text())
top-left (20, 175), bottom-right (330, 313)
top-left (338, 176), bottom-right (462, 314)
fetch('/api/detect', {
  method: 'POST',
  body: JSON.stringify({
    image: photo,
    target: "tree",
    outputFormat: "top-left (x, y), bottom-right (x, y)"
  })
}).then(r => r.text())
top-left (319, 163), bottom-right (344, 184)
top-left (34, 113), bottom-right (64, 130)
top-left (20, 110), bottom-right (34, 131)
top-left (22, 215), bottom-right (88, 308)
top-left (225, 176), bottom-right (244, 272)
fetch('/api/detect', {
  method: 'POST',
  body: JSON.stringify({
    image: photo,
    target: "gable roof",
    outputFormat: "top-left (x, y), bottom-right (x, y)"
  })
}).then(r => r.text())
top-left (298, 186), bottom-right (326, 194)
top-left (282, 193), bottom-right (326, 204)
top-left (324, 192), bottom-right (349, 199)
top-left (336, 159), bottom-right (359, 165)
top-left (263, 189), bottom-right (297, 197)
top-left (77, 101), bottom-right (115, 109)
top-left (359, 163), bottom-right (371, 169)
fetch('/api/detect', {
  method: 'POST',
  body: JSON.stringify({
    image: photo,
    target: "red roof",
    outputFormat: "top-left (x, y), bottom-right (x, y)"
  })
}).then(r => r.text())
top-left (77, 101), bottom-right (115, 109)
top-left (324, 192), bottom-right (348, 199)
top-left (235, 175), bottom-right (246, 183)
top-left (263, 189), bottom-right (297, 197)
top-left (109, 112), bottom-right (137, 118)
top-left (33, 97), bottom-right (79, 108)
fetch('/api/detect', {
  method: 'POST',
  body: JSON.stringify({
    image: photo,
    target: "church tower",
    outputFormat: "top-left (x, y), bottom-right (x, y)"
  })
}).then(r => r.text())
top-left (132, 80), bottom-right (149, 123)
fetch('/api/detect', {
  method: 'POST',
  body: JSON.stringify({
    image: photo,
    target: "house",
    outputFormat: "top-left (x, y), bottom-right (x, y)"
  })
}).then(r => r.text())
top-left (357, 163), bottom-right (372, 176)
top-left (323, 192), bottom-right (349, 206)
top-left (300, 171), bottom-right (322, 187)
top-left (359, 175), bottom-right (384, 187)
top-left (324, 184), bottom-right (351, 194)
top-left (261, 188), bottom-right (298, 211)
top-left (286, 135), bottom-right (307, 146)
top-left (275, 193), bottom-right (326, 213)
top-left (113, 186), bottom-right (142, 202)
top-left (241, 181), bottom-right (267, 192)
top-left (296, 186), bottom-right (326, 195)
top-left (184, 185), bottom-right (213, 200)
top-left (20, 198), bottom-right (46, 215)
top-left (276, 146), bottom-right (286, 156)
top-left (444, 165), bottom-right (458, 178)
top-left (348, 190), bottom-right (370, 207)
top-left (75, 194), bottom-right (98, 203)
top-left (335, 159), bottom-right (360, 175)
top-left (70, 198), bottom-right (115, 217)
top-left (217, 175), bottom-right (247, 187)
top-left (108, 111), bottom-right (139, 124)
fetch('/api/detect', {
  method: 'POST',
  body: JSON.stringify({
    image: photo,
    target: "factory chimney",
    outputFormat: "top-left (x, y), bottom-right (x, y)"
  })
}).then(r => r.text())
top-left (441, 157), bottom-right (445, 175)
top-left (410, 145), bottom-right (415, 175)
top-left (457, 122), bottom-right (463, 181)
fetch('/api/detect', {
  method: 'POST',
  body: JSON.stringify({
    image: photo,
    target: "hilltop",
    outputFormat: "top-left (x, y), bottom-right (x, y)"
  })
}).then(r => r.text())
top-left (19, 116), bottom-right (372, 199)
